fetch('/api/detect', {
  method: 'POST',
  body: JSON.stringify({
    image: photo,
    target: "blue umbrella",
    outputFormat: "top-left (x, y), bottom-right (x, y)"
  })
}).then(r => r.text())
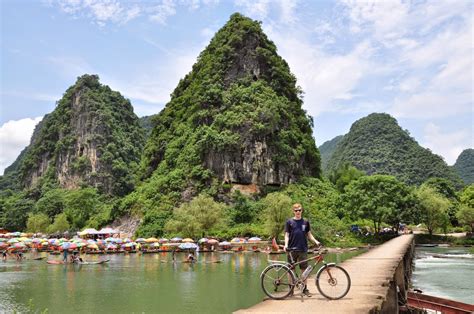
top-left (179, 243), bottom-right (198, 250)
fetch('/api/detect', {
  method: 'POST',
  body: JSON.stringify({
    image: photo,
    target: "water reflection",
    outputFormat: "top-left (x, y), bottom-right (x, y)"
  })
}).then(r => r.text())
top-left (0, 250), bottom-right (364, 313)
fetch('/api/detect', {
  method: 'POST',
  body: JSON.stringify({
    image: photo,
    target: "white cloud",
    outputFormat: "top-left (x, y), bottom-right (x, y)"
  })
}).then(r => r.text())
top-left (0, 117), bottom-right (43, 175)
top-left (149, 0), bottom-right (176, 25)
top-left (268, 25), bottom-right (375, 116)
top-left (235, 0), bottom-right (271, 20)
top-left (47, 0), bottom-right (222, 26)
top-left (421, 122), bottom-right (473, 165)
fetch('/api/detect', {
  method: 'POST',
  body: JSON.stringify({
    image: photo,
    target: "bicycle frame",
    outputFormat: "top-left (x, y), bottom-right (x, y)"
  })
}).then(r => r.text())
top-left (285, 250), bottom-right (338, 287)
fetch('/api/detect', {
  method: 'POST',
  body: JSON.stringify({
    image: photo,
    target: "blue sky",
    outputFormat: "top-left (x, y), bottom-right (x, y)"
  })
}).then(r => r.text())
top-left (0, 0), bottom-right (472, 174)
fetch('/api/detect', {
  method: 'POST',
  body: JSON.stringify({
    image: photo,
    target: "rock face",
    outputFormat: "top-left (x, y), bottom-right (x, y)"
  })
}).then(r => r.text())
top-left (452, 148), bottom-right (474, 184)
top-left (8, 74), bottom-right (145, 196)
top-left (142, 13), bottom-right (320, 189)
top-left (326, 113), bottom-right (462, 186)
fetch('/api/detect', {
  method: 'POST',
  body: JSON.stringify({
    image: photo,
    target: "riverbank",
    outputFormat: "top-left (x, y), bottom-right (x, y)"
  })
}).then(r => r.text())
top-left (414, 233), bottom-right (474, 246)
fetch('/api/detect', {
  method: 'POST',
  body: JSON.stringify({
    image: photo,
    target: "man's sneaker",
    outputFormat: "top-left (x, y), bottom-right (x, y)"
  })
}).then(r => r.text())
top-left (302, 288), bottom-right (312, 297)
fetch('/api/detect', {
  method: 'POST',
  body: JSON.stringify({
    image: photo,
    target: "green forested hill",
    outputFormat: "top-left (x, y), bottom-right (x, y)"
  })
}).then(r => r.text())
top-left (139, 115), bottom-right (156, 139)
top-left (319, 135), bottom-right (344, 173)
top-left (127, 13), bottom-right (320, 235)
top-left (2, 74), bottom-right (145, 196)
top-left (140, 13), bottom-right (319, 190)
top-left (453, 149), bottom-right (474, 184)
top-left (326, 113), bottom-right (462, 186)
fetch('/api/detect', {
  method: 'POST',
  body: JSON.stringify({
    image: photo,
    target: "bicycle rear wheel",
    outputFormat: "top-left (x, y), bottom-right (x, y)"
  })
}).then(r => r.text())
top-left (315, 264), bottom-right (351, 300)
top-left (260, 264), bottom-right (295, 300)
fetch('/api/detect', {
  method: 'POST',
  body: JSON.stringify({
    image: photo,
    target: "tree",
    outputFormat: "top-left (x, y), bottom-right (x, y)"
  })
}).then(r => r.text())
top-left (228, 191), bottom-right (256, 225)
top-left (328, 163), bottom-right (365, 192)
top-left (416, 186), bottom-right (451, 235)
top-left (343, 175), bottom-right (414, 234)
top-left (26, 213), bottom-right (50, 233)
top-left (47, 213), bottom-right (70, 234)
top-left (64, 187), bottom-right (99, 230)
top-left (261, 192), bottom-right (292, 240)
top-left (0, 192), bottom-right (34, 231)
top-left (35, 188), bottom-right (66, 218)
top-left (456, 205), bottom-right (474, 232)
top-left (165, 194), bottom-right (227, 238)
top-left (459, 184), bottom-right (474, 208)
top-left (424, 178), bottom-right (460, 225)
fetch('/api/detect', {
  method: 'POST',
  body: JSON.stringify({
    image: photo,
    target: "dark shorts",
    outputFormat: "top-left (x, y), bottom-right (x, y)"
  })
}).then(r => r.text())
top-left (288, 251), bottom-right (308, 269)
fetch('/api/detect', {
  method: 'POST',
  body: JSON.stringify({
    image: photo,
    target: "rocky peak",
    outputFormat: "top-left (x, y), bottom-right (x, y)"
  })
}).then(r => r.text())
top-left (15, 74), bottom-right (145, 196)
top-left (142, 13), bottom-right (320, 191)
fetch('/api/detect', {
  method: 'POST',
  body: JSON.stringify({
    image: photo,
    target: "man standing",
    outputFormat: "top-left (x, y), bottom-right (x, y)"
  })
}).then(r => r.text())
top-left (284, 203), bottom-right (321, 297)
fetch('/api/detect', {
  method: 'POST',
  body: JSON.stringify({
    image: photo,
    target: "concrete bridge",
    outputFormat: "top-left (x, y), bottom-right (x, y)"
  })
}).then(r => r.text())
top-left (236, 234), bottom-right (415, 314)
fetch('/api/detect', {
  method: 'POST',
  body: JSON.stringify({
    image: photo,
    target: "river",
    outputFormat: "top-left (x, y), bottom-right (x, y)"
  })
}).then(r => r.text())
top-left (412, 246), bottom-right (474, 304)
top-left (0, 250), bottom-right (362, 313)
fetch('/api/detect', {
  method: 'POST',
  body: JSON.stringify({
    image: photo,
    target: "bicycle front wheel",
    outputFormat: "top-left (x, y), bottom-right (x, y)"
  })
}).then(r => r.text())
top-left (260, 264), bottom-right (295, 300)
top-left (315, 264), bottom-right (351, 300)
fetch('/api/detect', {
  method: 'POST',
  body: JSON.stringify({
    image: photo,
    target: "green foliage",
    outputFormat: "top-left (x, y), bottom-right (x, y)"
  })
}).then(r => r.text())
top-left (133, 13), bottom-right (319, 217)
top-left (459, 184), bottom-right (474, 208)
top-left (453, 149), bottom-right (474, 184)
top-left (326, 113), bottom-right (463, 187)
top-left (343, 175), bottom-right (415, 233)
top-left (416, 185), bottom-right (451, 235)
top-left (164, 194), bottom-right (227, 238)
top-left (260, 192), bottom-right (292, 240)
top-left (139, 115), bottom-right (157, 139)
top-left (26, 213), bottom-right (50, 233)
top-left (64, 187), bottom-right (100, 230)
top-left (4, 74), bottom-right (145, 197)
top-left (0, 192), bottom-right (34, 231)
top-left (136, 210), bottom-right (172, 238)
top-left (35, 188), bottom-right (66, 218)
top-left (456, 205), bottom-right (474, 232)
top-left (423, 178), bottom-right (460, 225)
top-left (47, 213), bottom-right (70, 234)
top-left (328, 163), bottom-right (365, 192)
top-left (227, 191), bottom-right (257, 224)
top-left (319, 135), bottom-right (344, 173)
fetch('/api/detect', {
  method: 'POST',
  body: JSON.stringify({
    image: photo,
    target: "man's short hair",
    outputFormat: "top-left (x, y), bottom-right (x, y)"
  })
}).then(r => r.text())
top-left (292, 203), bottom-right (303, 210)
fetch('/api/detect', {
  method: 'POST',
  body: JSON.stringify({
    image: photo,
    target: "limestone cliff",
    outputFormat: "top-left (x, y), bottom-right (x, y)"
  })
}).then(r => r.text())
top-left (141, 13), bottom-right (320, 190)
top-left (8, 74), bottom-right (145, 196)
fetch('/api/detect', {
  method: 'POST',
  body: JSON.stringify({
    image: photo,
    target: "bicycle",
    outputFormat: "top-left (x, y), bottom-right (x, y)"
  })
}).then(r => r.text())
top-left (260, 247), bottom-right (351, 300)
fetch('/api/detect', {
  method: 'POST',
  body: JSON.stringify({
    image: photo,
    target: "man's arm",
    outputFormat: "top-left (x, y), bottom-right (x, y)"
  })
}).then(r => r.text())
top-left (284, 232), bottom-right (289, 251)
top-left (307, 231), bottom-right (321, 246)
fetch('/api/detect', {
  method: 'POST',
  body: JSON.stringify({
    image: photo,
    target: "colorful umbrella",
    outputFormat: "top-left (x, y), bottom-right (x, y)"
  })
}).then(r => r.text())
top-left (207, 239), bottom-right (219, 244)
top-left (248, 237), bottom-right (262, 242)
top-left (135, 238), bottom-right (146, 243)
top-left (170, 237), bottom-right (182, 242)
top-left (179, 243), bottom-right (198, 250)
top-left (182, 238), bottom-right (194, 243)
top-left (198, 238), bottom-right (208, 244)
top-left (145, 237), bottom-right (159, 243)
top-left (158, 238), bottom-right (169, 243)
top-left (219, 241), bottom-right (231, 246)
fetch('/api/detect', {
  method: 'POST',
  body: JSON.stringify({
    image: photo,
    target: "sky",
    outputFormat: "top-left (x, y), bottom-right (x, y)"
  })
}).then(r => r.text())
top-left (0, 0), bottom-right (472, 174)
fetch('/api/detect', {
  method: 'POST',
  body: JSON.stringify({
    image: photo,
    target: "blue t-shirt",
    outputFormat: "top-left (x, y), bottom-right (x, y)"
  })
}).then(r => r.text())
top-left (285, 218), bottom-right (310, 252)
